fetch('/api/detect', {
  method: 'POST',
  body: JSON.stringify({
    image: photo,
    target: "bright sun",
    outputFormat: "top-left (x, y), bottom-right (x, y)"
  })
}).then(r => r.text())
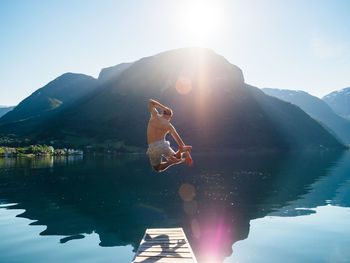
top-left (181, 0), bottom-right (222, 44)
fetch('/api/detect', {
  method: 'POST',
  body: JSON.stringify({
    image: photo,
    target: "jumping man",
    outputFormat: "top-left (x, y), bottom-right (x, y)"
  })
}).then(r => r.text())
top-left (146, 99), bottom-right (193, 172)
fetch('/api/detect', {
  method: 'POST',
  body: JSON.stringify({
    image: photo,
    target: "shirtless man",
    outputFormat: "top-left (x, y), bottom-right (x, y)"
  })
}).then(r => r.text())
top-left (147, 99), bottom-right (193, 172)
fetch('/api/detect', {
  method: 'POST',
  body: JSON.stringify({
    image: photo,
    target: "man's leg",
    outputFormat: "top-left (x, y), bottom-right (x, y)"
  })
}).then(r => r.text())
top-left (155, 157), bottom-right (185, 172)
top-left (173, 147), bottom-right (193, 167)
top-left (174, 145), bottom-right (192, 159)
top-left (153, 145), bottom-right (191, 172)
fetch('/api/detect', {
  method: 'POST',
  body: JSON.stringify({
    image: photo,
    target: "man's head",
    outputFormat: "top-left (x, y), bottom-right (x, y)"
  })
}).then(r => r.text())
top-left (162, 108), bottom-right (173, 121)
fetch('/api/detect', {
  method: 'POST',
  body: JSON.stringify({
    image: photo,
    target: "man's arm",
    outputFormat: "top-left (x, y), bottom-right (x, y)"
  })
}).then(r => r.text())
top-left (169, 124), bottom-right (186, 149)
top-left (148, 99), bottom-right (168, 117)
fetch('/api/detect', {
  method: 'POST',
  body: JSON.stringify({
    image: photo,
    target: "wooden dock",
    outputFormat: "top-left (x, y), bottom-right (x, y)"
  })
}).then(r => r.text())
top-left (132, 227), bottom-right (198, 263)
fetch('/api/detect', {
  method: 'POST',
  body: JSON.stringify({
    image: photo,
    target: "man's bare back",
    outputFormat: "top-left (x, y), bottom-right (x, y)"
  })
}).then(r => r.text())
top-left (147, 115), bottom-right (171, 145)
top-left (146, 99), bottom-right (193, 172)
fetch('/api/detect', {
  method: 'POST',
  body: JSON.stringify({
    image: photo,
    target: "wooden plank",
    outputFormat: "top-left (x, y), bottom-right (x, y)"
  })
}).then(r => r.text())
top-left (140, 241), bottom-right (186, 246)
top-left (141, 237), bottom-right (185, 241)
top-left (140, 243), bottom-right (188, 247)
top-left (138, 243), bottom-right (188, 248)
top-left (133, 256), bottom-right (194, 263)
top-left (137, 251), bottom-right (193, 258)
top-left (144, 235), bottom-right (185, 239)
top-left (146, 228), bottom-right (183, 232)
top-left (146, 232), bottom-right (182, 236)
top-left (146, 231), bottom-right (183, 234)
top-left (144, 237), bottom-right (185, 240)
top-left (144, 237), bottom-right (186, 241)
top-left (146, 233), bottom-right (183, 238)
top-left (139, 243), bottom-right (188, 249)
top-left (146, 230), bottom-right (183, 233)
top-left (144, 236), bottom-right (185, 239)
top-left (137, 247), bottom-right (190, 253)
top-left (140, 241), bottom-right (187, 246)
top-left (144, 233), bottom-right (184, 236)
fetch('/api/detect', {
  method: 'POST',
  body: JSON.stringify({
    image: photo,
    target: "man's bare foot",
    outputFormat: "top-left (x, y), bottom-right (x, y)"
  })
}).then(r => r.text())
top-left (185, 154), bottom-right (193, 167)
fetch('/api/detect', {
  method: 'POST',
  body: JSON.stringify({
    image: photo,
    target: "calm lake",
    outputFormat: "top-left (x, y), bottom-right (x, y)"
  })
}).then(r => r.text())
top-left (0, 151), bottom-right (349, 263)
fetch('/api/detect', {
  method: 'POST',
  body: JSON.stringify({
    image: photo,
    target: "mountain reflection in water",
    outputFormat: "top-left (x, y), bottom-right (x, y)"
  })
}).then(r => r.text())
top-left (0, 150), bottom-right (349, 263)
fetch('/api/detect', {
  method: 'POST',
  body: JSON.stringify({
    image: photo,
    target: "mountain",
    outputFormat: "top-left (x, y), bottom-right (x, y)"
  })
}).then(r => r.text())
top-left (323, 87), bottom-right (350, 120)
top-left (32, 47), bottom-right (343, 150)
top-left (0, 106), bottom-right (15, 118)
top-left (0, 73), bottom-right (98, 135)
top-left (263, 88), bottom-right (350, 144)
top-left (98, 62), bottom-right (133, 84)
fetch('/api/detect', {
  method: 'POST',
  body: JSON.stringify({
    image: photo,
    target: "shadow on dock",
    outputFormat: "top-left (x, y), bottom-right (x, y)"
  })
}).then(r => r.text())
top-left (132, 228), bottom-right (196, 263)
top-left (135, 234), bottom-right (186, 262)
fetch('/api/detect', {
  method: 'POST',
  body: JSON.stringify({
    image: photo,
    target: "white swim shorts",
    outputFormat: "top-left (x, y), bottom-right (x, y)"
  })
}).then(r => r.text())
top-left (146, 140), bottom-right (176, 167)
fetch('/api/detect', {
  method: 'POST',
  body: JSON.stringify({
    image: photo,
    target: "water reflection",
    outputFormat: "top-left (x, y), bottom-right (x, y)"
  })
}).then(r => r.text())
top-left (0, 150), bottom-right (349, 262)
top-left (0, 155), bottom-right (83, 168)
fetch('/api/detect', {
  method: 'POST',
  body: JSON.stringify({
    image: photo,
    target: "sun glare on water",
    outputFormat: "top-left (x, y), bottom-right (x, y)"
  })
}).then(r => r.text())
top-left (180, 0), bottom-right (222, 45)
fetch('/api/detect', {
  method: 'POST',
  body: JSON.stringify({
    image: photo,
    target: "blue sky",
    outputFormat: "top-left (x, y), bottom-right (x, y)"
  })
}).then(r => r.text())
top-left (1, 0), bottom-right (349, 105)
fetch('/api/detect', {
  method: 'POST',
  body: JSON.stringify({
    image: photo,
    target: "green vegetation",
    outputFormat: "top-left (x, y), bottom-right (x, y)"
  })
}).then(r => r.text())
top-left (0, 144), bottom-right (54, 157)
top-left (0, 135), bottom-right (33, 147)
top-left (0, 134), bottom-right (141, 157)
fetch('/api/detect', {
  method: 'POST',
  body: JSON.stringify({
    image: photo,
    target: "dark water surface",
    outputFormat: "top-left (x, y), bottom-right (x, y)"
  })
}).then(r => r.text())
top-left (0, 151), bottom-right (349, 263)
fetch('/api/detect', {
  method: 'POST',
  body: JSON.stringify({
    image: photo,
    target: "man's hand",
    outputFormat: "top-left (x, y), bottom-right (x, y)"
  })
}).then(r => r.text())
top-left (179, 145), bottom-right (192, 152)
top-left (163, 106), bottom-right (173, 115)
top-left (149, 99), bottom-right (167, 111)
top-left (164, 106), bottom-right (172, 111)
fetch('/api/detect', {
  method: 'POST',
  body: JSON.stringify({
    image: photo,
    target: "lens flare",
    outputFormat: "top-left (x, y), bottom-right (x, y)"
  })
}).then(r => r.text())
top-left (175, 77), bottom-right (192, 95)
top-left (179, 183), bottom-right (196, 201)
top-left (196, 215), bottom-right (233, 263)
